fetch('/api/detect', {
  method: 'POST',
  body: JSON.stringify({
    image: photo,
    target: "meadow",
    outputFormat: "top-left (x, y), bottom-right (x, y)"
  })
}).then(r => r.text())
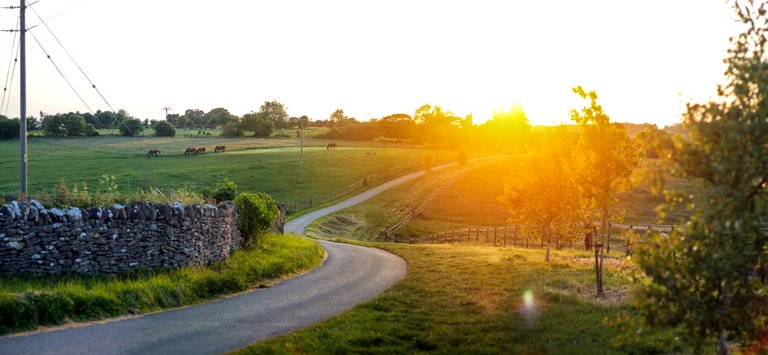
top-left (236, 242), bottom-right (682, 354)
top-left (0, 135), bottom-right (452, 207)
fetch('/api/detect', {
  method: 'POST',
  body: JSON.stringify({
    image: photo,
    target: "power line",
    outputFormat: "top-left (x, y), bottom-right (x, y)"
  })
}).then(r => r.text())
top-left (26, 0), bottom-right (114, 112)
top-left (1, 16), bottom-right (19, 116)
top-left (26, 26), bottom-right (93, 113)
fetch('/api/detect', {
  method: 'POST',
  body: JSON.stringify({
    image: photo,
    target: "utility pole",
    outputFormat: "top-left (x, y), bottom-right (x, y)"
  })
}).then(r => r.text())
top-left (19, 0), bottom-right (27, 197)
top-left (162, 106), bottom-right (172, 118)
top-left (299, 119), bottom-right (304, 183)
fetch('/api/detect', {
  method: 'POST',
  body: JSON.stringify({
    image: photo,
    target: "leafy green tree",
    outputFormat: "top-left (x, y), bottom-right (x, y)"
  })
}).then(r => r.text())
top-left (165, 113), bottom-right (180, 126)
top-left (222, 121), bottom-right (244, 137)
top-left (118, 118), bottom-right (145, 136)
top-left (378, 113), bottom-right (416, 141)
top-left (43, 113), bottom-right (87, 136)
top-left (636, 2), bottom-right (768, 353)
top-left (257, 101), bottom-right (289, 129)
top-left (241, 112), bottom-right (274, 138)
top-left (234, 192), bottom-right (279, 247)
top-left (83, 123), bottom-right (99, 136)
top-left (182, 109), bottom-right (206, 126)
top-left (153, 121), bottom-right (176, 137)
top-left (569, 86), bottom-right (640, 296)
top-left (0, 115), bottom-right (19, 138)
top-left (204, 107), bottom-right (238, 126)
top-left (635, 126), bottom-right (674, 159)
top-left (499, 127), bottom-right (583, 251)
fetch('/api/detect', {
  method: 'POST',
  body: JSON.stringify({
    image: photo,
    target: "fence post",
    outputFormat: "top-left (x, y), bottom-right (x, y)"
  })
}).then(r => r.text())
top-left (607, 221), bottom-right (611, 254)
top-left (503, 226), bottom-right (507, 246)
top-left (493, 227), bottom-right (497, 246)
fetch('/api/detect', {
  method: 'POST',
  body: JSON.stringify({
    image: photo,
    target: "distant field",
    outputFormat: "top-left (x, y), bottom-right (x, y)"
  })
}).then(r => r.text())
top-left (0, 136), bottom-right (450, 205)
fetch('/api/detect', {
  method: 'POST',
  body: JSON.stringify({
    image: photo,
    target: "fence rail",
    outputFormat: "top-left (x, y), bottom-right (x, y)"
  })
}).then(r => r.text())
top-left (382, 170), bottom-right (467, 240)
top-left (281, 159), bottom-right (425, 214)
top-left (409, 222), bottom-right (684, 250)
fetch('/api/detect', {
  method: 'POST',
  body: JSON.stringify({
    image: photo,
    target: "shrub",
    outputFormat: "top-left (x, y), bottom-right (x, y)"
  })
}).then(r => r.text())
top-left (84, 124), bottom-right (99, 136)
top-left (153, 121), bottom-right (176, 137)
top-left (221, 122), bottom-right (243, 137)
top-left (118, 118), bottom-right (144, 136)
top-left (212, 178), bottom-right (237, 203)
top-left (457, 146), bottom-right (469, 165)
top-left (234, 192), bottom-right (279, 247)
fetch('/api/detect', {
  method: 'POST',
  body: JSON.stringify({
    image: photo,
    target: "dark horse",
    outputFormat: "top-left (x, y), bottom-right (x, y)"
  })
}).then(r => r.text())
top-left (147, 149), bottom-right (160, 158)
top-left (326, 143), bottom-right (337, 150)
top-left (184, 147), bottom-right (197, 155)
top-left (195, 147), bottom-right (206, 154)
top-left (214, 145), bottom-right (226, 153)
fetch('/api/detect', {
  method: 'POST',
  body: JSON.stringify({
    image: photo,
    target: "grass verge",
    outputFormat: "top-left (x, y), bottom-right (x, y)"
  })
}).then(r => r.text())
top-left (0, 233), bottom-right (325, 335)
top-left (234, 242), bottom-right (682, 354)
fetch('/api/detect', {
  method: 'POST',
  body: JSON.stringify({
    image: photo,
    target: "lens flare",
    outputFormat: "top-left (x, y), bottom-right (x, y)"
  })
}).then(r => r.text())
top-left (523, 289), bottom-right (534, 309)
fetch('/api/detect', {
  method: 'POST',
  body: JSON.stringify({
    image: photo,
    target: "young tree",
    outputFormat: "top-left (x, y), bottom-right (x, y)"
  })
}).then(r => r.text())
top-left (498, 127), bottom-right (583, 253)
top-left (636, 2), bottom-right (768, 353)
top-left (153, 121), bottom-right (176, 137)
top-left (569, 86), bottom-right (640, 296)
top-left (258, 101), bottom-right (289, 129)
top-left (119, 118), bottom-right (145, 136)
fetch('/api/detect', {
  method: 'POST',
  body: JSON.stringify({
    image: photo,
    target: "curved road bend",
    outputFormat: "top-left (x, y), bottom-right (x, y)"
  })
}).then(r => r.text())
top-left (0, 241), bottom-right (404, 355)
top-left (0, 160), bottom-right (468, 354)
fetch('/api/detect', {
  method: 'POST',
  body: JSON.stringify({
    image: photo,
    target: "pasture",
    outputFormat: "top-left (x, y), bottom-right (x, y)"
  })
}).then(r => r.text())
top-left (0, 136), bottom-right (450, 205)
top-left (236, 242), bottom-right (681, 354)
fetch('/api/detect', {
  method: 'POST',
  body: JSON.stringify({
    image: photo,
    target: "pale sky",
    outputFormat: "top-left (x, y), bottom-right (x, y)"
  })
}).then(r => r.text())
top-left (0, 0), bottom-right (743, 126)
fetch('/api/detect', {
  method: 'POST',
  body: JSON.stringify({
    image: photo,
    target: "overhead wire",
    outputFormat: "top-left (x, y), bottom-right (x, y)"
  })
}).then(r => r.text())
top-left (1, 16), bottom-right (18, 116)
top-left (26, 0), bottom-right (113, 112)
top-left (26, 26), bottom-right (93, 113)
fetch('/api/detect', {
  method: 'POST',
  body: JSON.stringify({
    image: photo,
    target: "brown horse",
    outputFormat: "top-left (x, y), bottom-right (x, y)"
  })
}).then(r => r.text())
top-left (326, 143), bottom-right (337, 150)
top-left (214, 145), bottom-right (226, 153)
top-left (195, 147), bottom-right (206, 154)
top-left (147, 149), bottom-right (160, 158)
top-left (184, 147), bottom-right (197, 155)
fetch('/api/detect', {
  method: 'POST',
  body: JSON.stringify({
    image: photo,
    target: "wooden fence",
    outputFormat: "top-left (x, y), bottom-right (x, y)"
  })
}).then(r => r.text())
top-left (408, 222), bottom-right (684, 251)
top-left (282, 159), bottom-right (424, 214)
top-left (382, 170), bottom-right (467, 241)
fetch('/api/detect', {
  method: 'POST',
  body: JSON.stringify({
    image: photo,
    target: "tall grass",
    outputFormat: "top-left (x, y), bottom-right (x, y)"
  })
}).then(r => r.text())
top-left (0, 233), bottom-right (324, 334)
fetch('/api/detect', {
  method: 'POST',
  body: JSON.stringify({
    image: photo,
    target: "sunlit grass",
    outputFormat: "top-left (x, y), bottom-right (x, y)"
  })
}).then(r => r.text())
top-left (235, 242), bottom-right (683, 354)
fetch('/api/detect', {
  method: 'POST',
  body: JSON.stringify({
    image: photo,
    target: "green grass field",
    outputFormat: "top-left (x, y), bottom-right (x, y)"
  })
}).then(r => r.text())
top-left (235, 242), bottom-right (682, 354)
top-left (0, 136), bottom-right (451, 206)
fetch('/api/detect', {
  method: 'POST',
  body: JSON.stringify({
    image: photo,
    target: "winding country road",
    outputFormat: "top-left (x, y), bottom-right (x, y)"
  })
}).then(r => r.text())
top-left (0, 160), bottom-right (472, 354)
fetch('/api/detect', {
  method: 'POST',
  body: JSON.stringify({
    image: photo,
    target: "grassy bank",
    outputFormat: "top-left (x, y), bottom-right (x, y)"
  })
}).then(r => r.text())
top-left (236, 242), bottom-right (681, 354)
top-left (0, 233), bottom-right (324, 335)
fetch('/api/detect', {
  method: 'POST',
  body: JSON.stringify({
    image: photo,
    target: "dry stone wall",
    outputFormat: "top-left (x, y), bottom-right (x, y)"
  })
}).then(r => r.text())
top-left (0, 200), bottom-right (240, 275)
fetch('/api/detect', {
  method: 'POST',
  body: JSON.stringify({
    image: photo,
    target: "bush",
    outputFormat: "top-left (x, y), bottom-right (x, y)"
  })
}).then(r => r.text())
top-left (212, 178), bottom-right (237, 203)
top-left (84, 124), bottom-right (99, 136)
top-left (221, 122), bottom-right (243, 137)
top-left (234, 192), bottom-right (279, 247)
top-left (457, 146), bottom-right (469, 165)
top-left (118, 118), bottom-right (144, 136)
top-left (153, 121), bottom-right (176, 137)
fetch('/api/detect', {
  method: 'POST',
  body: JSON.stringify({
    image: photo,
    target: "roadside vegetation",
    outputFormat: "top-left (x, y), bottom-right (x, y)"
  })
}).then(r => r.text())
top-left (0, 233), bottom-right (324, 335)
top-left (236, 242), bottom-right (680, 354)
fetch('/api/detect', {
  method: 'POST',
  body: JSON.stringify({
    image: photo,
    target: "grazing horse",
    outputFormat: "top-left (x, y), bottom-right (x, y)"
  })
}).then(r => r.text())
top-left (147, 149), bottom-right (160, 158)
top-left (214, 145), bottom-right (226, 153)
top-left (184, 147), bottom-right (197, 155)
top-left (326, 142), bottom-right (337, 150)
top-left (195, 147), bottom-right (206, 154)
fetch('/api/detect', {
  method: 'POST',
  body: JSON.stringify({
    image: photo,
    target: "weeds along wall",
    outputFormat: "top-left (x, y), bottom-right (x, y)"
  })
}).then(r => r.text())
top-left (0, 200), bottom-right (241, 275)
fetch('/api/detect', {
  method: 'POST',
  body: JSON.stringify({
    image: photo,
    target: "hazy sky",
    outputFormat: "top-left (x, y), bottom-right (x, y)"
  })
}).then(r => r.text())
top-left (0, 1), bottom-right (742, 126)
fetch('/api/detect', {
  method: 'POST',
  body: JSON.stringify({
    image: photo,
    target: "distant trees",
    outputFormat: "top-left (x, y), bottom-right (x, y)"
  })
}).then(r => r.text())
top-left (476, 104), bottom-right (532, 151)
top-left (635, 126), bottom-right (674, 158)
top-left (636, 2), bottom-right (768, 353)
top-left (0, 115), bottom-right (19, 138)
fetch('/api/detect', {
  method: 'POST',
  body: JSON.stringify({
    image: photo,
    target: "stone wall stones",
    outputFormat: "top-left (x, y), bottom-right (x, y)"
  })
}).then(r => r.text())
top-left (0, 200), bottom-right (240, 275)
